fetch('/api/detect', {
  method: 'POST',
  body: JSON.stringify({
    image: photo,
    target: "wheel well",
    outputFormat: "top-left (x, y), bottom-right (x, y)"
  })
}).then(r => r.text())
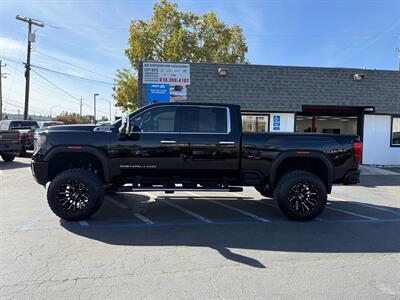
top-left (273, 157), bottom-right (330, 190)
top-left (48, 152), bottom-right (104, 182)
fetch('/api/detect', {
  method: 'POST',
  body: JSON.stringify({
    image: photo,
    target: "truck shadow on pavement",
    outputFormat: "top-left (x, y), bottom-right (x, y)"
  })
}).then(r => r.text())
top-left (61, 195), bottom-right (400, 269)
top-left (0, 160), bottom-right (30, 170)
top-left (356, 175), bottom-right (400, 187)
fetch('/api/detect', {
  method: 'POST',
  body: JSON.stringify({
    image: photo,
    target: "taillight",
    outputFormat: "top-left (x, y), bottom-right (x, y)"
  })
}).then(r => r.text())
top-left (27, 131), bottom-right (33, 141)
top-left (16, 131), bottom-right (20, 141)
top-left (353, 142), bottom-right (363, 164)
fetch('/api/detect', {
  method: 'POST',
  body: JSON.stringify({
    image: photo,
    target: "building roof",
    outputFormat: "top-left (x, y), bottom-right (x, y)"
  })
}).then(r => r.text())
top-left (138, 62), bottom-right (400, 114)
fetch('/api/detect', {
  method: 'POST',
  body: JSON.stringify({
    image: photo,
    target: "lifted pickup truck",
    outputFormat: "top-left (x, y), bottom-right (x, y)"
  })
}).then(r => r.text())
top-left (32, 103), bottom-right (362, 221)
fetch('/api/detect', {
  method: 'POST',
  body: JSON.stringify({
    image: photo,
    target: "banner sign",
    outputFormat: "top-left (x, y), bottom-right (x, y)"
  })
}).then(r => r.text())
top-left (146, 84), bottom-right (170, 104)
top-left (143, 62), bottom-right (190, 85)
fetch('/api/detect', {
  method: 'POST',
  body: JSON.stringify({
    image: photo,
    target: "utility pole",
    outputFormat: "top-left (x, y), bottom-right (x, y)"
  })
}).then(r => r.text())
top-left (0, 60), bottom-right (6, 120)
top-left (80, 97), bottom-right (83, 116)
top-left (16, 15), bottom-right (44, 120)
top-left (93, 93), bottom-right (99, 122)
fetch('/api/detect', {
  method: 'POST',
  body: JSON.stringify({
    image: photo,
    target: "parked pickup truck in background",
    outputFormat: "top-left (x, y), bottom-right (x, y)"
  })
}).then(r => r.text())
top-left (0, 120), bottom-right (39, 156)
top-left (32, 103), bottom-right (362, 221)
top-left (0, 129), bottom-right (21, 162)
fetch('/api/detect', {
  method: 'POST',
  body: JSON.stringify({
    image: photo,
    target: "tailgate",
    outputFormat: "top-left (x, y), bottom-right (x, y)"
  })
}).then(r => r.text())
top-left (0, 131), bottom-right (19, 143)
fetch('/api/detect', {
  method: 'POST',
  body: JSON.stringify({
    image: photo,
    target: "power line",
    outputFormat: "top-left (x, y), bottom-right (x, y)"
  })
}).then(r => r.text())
top-left (30, 68), bottom-right (82, 103)
top-left (33, 49), bottom-right (115, 80)
top-left (30, 64), bottom-right (114, 85)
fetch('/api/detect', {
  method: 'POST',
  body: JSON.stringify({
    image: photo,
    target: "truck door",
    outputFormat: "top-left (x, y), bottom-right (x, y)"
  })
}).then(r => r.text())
top-left (113, 105), bottom-right (182, 180)
top-left (178, 105), bottom-right (241, 182)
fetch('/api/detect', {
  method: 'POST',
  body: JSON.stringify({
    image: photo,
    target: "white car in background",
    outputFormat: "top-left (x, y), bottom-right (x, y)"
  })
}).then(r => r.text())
top-left (38, 121), bottom-right (64, 128)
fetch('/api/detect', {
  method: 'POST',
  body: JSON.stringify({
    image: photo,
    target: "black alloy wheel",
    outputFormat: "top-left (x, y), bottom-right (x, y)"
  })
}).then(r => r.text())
top-left (287, 182), bottom-right (319, 214)
top-left (57, 181), bottom-right (90, 213)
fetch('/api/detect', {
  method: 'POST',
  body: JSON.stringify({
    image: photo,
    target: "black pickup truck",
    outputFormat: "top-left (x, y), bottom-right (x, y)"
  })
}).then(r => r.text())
top-left (32, 103), bottom-right (362, 221)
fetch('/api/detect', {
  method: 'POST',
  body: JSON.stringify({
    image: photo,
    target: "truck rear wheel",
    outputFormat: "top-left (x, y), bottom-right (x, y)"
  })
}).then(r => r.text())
top-left (47, 168), bottom-right (104, 221)
top-left (1, 153), bottom-right (16, 162)
top-left (274, 171), bottom-right (327, 221)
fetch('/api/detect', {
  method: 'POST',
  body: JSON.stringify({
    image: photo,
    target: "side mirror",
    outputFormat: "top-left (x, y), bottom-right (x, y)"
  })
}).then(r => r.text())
top-left (118, 117), bottom-right (130, 140)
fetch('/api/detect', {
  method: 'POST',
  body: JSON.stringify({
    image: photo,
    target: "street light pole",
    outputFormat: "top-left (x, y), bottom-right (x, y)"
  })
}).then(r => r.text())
top-left (93, 93), bottom-right (99, 122)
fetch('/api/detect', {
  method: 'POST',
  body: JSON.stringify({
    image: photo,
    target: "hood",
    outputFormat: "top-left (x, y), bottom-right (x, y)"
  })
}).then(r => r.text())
top-left (43, 124), bottom-right (97, 132)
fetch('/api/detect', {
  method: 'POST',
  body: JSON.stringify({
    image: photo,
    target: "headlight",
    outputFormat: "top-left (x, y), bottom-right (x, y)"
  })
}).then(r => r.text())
top-left (34, 133), bottom-right (46, 150)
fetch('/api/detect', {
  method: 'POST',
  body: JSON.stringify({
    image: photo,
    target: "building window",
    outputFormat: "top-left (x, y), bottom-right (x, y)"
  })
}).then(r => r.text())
top-left (242, 115), bottom-right (269, 132)
top-left (296, 116), bottom-right (358, 135)
top-left (391, 116), bottom-right (400, 146)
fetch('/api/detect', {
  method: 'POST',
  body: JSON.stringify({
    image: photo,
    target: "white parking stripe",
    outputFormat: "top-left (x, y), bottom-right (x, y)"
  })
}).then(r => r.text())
top-left (106, 196), bottom-right (128, 209)
top-left (326, 204), bottom-right (378, 220)
top-left (79, 221), bottom-right (89, 226)
top-left (330, 196), bottom-right (400, 216)
top-left (203, 199), bottom-right (271, 223)
top-left (161, 199), bottom-right (213, 223)
top-left (133, 213), bottom-right (154, 224)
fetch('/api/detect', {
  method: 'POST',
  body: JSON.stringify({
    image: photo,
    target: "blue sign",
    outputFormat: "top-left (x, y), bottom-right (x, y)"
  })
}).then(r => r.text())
top-left (146, 84), bottom-right (170, 104)
top-left (273, 115), bottom-right (281, 131)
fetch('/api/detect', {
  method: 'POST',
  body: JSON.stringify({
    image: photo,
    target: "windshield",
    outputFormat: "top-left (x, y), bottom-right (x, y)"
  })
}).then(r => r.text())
top-left (10, 121), bottom-right (39, 129)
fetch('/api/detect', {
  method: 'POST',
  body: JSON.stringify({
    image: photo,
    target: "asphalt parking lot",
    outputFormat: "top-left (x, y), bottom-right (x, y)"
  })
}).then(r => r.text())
top-left (1, 156), bottom-right (400, 299)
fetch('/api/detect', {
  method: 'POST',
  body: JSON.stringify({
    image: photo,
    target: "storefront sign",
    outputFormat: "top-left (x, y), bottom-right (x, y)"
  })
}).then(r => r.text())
top-left (146, 84), bottom-right (170, 104)
top-left (143, 62), bottom-right (190, 85)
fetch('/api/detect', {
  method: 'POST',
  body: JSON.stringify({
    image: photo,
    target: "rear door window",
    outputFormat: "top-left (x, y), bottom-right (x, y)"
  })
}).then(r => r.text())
top-left (180, 106), bottom-right (228, 133)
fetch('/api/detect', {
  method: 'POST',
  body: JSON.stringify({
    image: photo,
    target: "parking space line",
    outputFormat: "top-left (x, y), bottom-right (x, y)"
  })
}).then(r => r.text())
top-left (330, 196), bottom-right (400, 216)
top-left (326, 204), bottom-right (378, 220)
top-left (79, 221), bottom-right (89, 226)
top-left (161, 199), bottom-right (213, 223)
top-left (21, 208), bottom-right (50, 231)
top-left (133, 213), bottom-right (154, 224)
top-left (202, 199), bottom-right (271, 223)
top-left (105, 196), bottom-right (128, 209)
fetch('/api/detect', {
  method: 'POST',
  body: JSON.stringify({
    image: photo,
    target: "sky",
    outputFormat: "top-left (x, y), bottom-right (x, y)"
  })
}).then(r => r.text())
top-left (0, 0), bottom-right (399, 119)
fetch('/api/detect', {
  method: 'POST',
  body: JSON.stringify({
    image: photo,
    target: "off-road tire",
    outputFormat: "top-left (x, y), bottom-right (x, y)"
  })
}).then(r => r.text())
top-left (1, 153), bottom-right (16, 162)
top-left (47, 168), bottom-right (104, 221)
top-left (273, 170), bottom-right (327, 221)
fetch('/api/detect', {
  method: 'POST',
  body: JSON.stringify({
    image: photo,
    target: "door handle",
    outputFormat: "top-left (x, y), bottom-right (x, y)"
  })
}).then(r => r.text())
top-left (219, 141), bottom-right (235, 145)
top-left (160, 140), bottom-right (176, 144)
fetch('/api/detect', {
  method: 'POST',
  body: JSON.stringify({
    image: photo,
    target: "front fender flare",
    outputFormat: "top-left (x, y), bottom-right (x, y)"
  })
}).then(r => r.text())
top-left (44, 146), bottom-right (111, 181)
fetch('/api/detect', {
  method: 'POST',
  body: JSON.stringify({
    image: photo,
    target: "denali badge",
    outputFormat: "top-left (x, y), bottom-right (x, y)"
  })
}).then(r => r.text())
top-left (120, 164), bottom-right (157, 169)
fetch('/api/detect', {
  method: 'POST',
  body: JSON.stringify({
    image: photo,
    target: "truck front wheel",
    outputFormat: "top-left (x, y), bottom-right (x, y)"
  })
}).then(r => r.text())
top-left (47, 168), bottom-right (104, 221)
top-left (274, 171), bottom-right (327, 221)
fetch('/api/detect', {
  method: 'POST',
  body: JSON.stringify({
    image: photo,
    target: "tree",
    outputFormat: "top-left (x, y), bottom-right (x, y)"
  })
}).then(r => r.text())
top-left (114, 0), bottom-right (248, 111)
top-left (53, 112), bottom-right (94, 124)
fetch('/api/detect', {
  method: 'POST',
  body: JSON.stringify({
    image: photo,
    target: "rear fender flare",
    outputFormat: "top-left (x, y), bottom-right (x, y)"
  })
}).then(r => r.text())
top-left (269, 151), bottom-right (333, 191)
